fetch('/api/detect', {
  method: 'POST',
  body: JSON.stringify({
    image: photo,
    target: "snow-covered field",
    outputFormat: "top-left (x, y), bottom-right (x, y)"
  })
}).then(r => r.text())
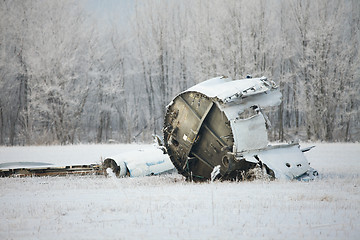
top-left (0, 143), bottom-right (359, 239)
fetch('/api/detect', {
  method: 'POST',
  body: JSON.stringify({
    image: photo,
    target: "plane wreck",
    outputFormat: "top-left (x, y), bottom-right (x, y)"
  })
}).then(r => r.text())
top-left (0, 76), bottom-right (317, 181)
top-left (163, 76), bottom-right (318, 181)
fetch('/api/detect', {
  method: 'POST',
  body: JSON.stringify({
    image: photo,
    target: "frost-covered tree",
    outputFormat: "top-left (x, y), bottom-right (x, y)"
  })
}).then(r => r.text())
top-left (0, 0), bottom-right (100, 144)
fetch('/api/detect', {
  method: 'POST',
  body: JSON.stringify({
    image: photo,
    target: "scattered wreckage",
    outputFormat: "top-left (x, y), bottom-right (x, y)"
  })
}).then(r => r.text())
top-left (0, 146), bottom-right (173, 178)
top-left (0, 76), bottom-right (317, 181)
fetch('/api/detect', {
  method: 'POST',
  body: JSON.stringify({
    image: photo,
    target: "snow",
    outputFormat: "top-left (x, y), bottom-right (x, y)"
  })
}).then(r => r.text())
top-left (106, 168), bottom-right (116, 178)
top-left (210, 165), bottom-right (221, 182)
top-left (187, 76), bottom-right (273, 102)
top-left (0, 143), bottom-right (359, 239)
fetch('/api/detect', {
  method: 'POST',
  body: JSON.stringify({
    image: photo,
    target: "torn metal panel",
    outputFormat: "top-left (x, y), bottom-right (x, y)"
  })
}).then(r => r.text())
top-left (230, 113), bottom-right (268, 152)
top-left (241, 144), bottom-right (311, 180)
top-left (164, 76), bottom-right (317, 181)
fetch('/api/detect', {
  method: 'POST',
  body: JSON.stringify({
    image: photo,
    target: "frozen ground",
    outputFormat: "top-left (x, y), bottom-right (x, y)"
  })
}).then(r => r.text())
top-left (0, 143), bottom-right (359, 239)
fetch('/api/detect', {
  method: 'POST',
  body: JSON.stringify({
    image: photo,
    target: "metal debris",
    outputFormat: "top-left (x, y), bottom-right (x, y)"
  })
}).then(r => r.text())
top-left (163, 76), bottom-right (317, 181)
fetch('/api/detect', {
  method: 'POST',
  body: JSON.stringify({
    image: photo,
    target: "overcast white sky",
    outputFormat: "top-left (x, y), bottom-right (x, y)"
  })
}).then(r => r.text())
top-left (86, 0), bottom-right (134, 25)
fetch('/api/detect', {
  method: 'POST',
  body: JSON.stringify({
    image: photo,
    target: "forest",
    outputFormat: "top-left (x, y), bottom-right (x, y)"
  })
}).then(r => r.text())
top-left (0, 0), bottom-right (359, 145)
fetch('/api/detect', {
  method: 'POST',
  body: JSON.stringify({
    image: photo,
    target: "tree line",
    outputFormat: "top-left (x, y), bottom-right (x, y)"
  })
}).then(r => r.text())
top-left (0, 0), bottom-right (359, 145)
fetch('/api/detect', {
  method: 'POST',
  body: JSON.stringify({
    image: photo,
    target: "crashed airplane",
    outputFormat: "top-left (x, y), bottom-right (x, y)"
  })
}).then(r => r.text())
top-left (163, 76), bottom-right (318, 181)
top-left (0, 76), bottom-right (317, 181)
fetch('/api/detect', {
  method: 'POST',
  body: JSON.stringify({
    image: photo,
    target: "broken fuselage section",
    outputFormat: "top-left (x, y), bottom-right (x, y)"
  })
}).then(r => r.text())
top-left (103, 146), bottom-right (175, 178)
top-left (163, 76), bottom-right (317, 181)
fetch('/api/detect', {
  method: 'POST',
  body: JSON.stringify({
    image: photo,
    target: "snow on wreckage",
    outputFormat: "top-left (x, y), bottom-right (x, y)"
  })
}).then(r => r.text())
top-left (0, 76), bottom-right (318, 181)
